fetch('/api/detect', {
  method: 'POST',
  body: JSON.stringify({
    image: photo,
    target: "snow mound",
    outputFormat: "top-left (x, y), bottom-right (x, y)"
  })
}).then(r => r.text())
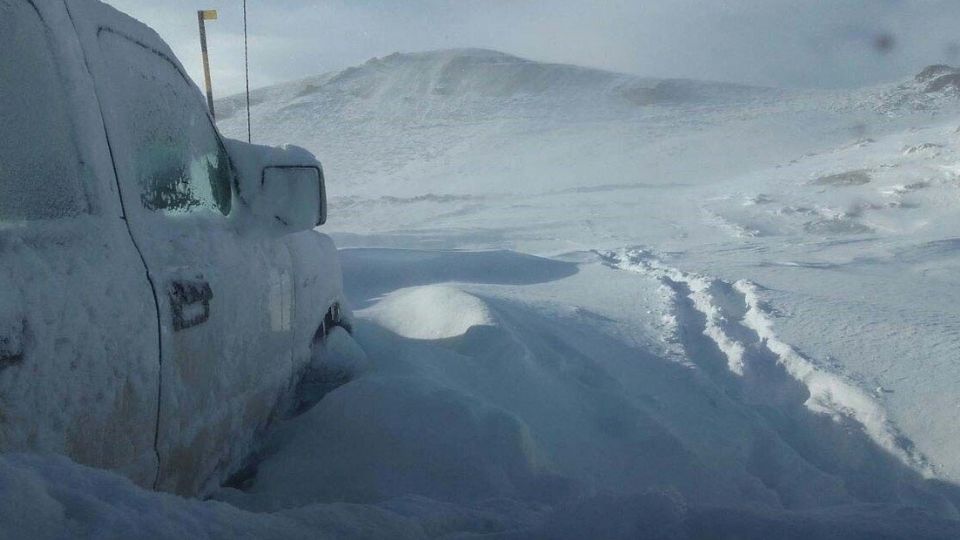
top-left (338, 248), bottom-right (579, 309)
top-left (362, 285), bottom-right (496, 339)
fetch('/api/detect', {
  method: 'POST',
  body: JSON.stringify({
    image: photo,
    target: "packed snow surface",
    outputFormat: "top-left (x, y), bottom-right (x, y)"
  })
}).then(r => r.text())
top-left (8, 46), bottom-right (960, 538)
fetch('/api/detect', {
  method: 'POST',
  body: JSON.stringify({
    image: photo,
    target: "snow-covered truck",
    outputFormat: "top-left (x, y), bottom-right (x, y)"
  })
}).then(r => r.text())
top-left (0, 0), bottom-right (347, 495)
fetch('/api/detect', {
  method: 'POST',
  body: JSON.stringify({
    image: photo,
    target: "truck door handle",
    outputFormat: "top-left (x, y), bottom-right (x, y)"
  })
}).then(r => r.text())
top-left (0, 318), bottom-right (26, 370)
top-left (168, 279), bottom-right (213, 331)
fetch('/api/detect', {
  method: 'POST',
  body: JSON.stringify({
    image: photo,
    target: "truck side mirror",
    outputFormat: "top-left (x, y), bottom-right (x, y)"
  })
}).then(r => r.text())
top-left (261, 165), bottom-right (327, 231)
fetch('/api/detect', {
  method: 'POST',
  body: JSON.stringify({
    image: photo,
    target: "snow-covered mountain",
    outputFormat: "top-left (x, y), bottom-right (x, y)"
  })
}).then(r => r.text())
top-left (217, 48), bottom-right (795, 197)
top-left (217, 48), bottom-right (776, 122)
top-left (218, 49), bottom-right (960, 206)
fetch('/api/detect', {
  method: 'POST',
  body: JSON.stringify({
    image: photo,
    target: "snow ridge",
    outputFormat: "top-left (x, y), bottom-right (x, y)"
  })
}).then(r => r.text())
top-left (600, 247), bottom-right (933, 476)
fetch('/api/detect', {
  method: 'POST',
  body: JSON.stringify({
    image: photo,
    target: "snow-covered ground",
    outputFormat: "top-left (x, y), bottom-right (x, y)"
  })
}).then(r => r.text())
top-left (7, 49), bottom-right (960, 538)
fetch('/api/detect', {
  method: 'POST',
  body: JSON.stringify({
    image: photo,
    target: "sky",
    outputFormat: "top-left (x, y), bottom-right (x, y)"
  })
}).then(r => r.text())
top-left (103, 0), bottom-right (960, 97)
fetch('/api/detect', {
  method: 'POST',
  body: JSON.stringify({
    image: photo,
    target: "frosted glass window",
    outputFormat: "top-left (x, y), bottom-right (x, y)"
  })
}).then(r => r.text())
top-left (0, 0), bottom-right (87, 221)
top-left (98, 30), bottom-right (232, 217)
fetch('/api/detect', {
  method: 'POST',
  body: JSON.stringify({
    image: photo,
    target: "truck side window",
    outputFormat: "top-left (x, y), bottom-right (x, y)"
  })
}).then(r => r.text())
top-left (98, 30), bottom-right (232, 217)
top-left (0, 0), bottom-right (88, 221)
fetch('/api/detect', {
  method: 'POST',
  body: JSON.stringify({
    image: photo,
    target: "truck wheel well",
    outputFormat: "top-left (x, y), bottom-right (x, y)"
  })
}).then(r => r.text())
top-left (312, 302), bottom-right (351, 347)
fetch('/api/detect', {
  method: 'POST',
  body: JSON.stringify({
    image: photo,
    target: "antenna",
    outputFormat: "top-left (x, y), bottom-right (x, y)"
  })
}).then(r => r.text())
top-left (243, 0), bottom-right (252, 143)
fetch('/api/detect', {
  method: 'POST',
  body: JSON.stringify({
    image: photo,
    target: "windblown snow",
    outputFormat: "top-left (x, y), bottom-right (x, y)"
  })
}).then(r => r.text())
top-left (7, 47), bottom-right (960, 539)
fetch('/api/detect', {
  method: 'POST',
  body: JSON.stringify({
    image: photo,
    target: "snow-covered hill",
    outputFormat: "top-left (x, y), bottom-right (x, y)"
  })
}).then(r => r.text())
top-left (217, 48), bottom-right (775, 123)
top-left (217, 48), bottom-right (794, 197)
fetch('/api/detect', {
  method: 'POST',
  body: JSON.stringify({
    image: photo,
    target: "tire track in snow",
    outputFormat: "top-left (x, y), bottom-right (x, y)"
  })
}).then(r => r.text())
top-left (599, 247), bottom-right (933, 477)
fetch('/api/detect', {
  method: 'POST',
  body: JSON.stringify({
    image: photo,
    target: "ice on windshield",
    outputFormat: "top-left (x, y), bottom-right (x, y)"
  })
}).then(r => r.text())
top-left (98, 29), bottom-right (232, 217)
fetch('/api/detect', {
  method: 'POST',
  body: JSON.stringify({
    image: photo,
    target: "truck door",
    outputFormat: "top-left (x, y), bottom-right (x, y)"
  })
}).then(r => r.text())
top-left (0, 0), bottom-right (160, 486)
top-left (67, 2), bottom-right (297, 495)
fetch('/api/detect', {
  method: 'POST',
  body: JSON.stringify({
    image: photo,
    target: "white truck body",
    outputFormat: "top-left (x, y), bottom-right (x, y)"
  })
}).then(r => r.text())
top-left (0, 0), bottom-right (346, 496)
